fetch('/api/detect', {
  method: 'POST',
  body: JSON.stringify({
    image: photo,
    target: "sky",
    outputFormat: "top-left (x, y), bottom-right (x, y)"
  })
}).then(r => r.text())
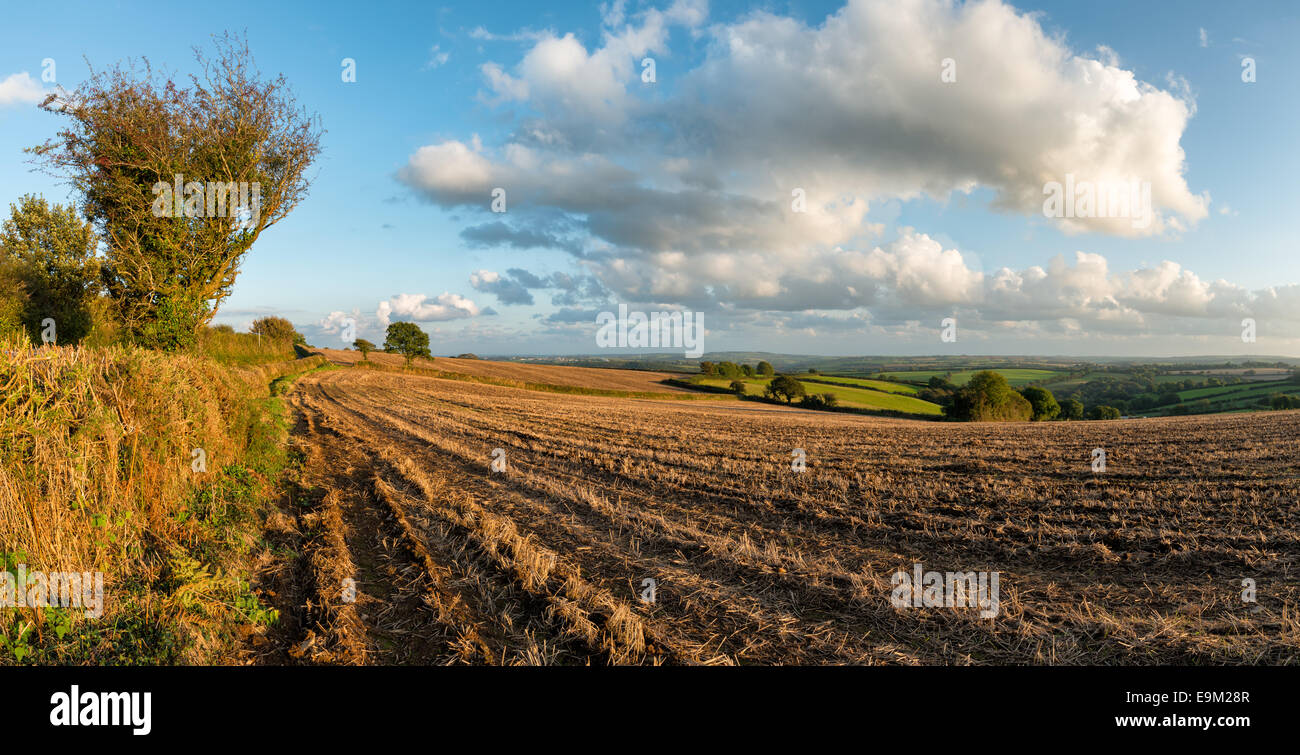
top-left (1, 0), bottom-right (1297, 357)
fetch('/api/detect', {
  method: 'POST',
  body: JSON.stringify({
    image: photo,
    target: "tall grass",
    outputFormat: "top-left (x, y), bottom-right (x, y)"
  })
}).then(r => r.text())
top-left (0, 335), bottom-right (324, 663)
top-left (197, 327), bottom-right (297, 367)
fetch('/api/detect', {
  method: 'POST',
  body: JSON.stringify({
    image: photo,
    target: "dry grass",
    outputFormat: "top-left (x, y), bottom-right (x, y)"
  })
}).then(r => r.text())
top-left (279, 366), bottom-right (1300, 665)
top-left (0, 336), bottom-right (325, 664)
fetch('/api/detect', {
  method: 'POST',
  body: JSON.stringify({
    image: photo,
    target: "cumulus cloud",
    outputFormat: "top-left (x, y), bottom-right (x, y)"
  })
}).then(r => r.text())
top-left (0, 72), bottom-right (45, 107)
top-left (399, 0), bottom-right (1210, 327)
top-left (376, 293), bottom-right (483, 327)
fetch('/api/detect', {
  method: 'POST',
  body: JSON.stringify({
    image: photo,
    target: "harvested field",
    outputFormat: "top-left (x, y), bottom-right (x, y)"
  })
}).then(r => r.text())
top-left (278, 366), bottom-right (1300, 665)
top-left (316, 347), bottom-right (692, 393)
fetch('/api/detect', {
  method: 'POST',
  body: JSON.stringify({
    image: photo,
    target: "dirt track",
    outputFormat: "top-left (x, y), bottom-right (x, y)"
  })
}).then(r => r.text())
top-left (266, 367), bottom-right (1300, 665)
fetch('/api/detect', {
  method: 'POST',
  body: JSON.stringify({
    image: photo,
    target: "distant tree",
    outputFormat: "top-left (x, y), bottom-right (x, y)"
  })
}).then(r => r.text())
top-left (1089, 405), bottom-right (1121, 420)
top-left (716, 361), bottom-right (743, 378)
top-left (729, 379), bottom-right (746, 395)
top-left (1019, 386), bottom-right (1060, 421)
top-left (699, 361), bottom-right (717, 376)
top-left (742, 364), bottom-right (755, 377)
top-left (756, 360), bottom-right (775, 377)
top-left (456, 353), bottom-right (480, 359)
top-left (947, 371), bottom-right (1032, 421)
top-left (0, 195), bottom-right (101, 345)
top-left (808, 368), bottom-right (820, 375)
top-left (1060, 398), bottom-right (1085, 420)
top-left (211, 323), bottom-right (235, 334)
top-left (353, 338), bottom-right (375, 360)
top-left (765, 375), bottom-right (806, 404)
top-left (250, 316), bottom-right (304, 344)
top-left (927, 375), bottom-right (956, 391)
top-left (383, 321), bottom-right (431, 366)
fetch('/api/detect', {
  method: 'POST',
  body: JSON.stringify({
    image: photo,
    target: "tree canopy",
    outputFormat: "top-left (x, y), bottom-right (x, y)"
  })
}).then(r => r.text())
top-left (28, 33), bottom-right (322, 350)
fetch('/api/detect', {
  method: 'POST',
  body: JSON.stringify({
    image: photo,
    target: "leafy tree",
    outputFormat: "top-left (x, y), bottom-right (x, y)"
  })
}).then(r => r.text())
top-left (28, 33), bottom-right (322, 350)
top-left (211, 323), bottom-right (235, 334)
top-left (729, 379), bottom-right (746, 394)
top-left (384, 321), bottom-right (430, 366)
top-left (741, 364), bottom-right (754, 377)
top-left (765, 375), bottom-right (806, 404)
top-left (456, 353), bottom-right (480, 359)
top-left (0, 195), bottom-right (101, 344)
top-left (1089, 405), bottom-right (1121, 420)
top-left (947, 371), bottom-right (1032, 421)
top-left (1019, 386), bottom-right (1060, 421)
top-left (353, 338), bottom-right (375, 360)
top-left (249, 316), bottom-right (303, 344)
top-left (756, 361), bottom-right (774, 377)
top-left (699, 361), bottom-right (716, 376)
top-left (716, 361), bottom-right (742, 378)
top-left (1059, 398), bottom-right (1085, 420)
top-left (0, 257), bottom-right (27, 340)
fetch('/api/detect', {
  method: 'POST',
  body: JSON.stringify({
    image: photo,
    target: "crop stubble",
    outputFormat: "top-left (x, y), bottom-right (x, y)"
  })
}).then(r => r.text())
top-left (276, 367), bottom-right (1299, 665)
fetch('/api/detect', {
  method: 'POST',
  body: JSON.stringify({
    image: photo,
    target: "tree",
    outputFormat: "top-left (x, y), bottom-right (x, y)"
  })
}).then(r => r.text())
top-left (1089, 405), bottom-right (1121, 420)
top-left (1019, 386), bottom-right (1060, 421)
top-left (249, 316), bottom-right (303, 344)
top-left (756, 361), bottom-right (774, 377)
top-left (947, 371), bottom-right (1032, 421)
top-left (0, 195), bottom-right (101, 345)
top-left (29, 33), bottom-right (322, 350)
top-left (765, 375), bottom-right (806, 404)
top-left (741, 364), bottom-right (754, 377)
top-left (1060, 398), bottom-right (1085, 420)
top-left (353, 338), bottom-right (375, 360)
top-left (729, 380), bottom-right (746, 394)
top-left (456, 353), bottom-right (480, 359)
top-left (699, 361), bottom-right (716, 376)
top-left (384, 321), bottom-right (430, 366)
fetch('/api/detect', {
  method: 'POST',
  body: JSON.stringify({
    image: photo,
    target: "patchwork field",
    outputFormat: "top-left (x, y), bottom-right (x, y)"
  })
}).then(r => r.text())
top-left (872, 368), bottom-right (1062, 386)
top-left (272, 365), bottom-right (1300, 665)
top-left (696, 376), bottom-right (943, 415)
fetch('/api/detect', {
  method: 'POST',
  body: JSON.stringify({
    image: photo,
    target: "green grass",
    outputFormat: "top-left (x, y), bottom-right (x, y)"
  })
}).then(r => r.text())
top-left (697, 377), bottom-right (943, 415)
top-left (871, 368), bottom-right (1061, 387)
top-left (197, 328), bottom-right (297, 367)
top-left (1176, 380), bottom-right (1299, 402)
top-left (799, 375), bottom-right (920, 394)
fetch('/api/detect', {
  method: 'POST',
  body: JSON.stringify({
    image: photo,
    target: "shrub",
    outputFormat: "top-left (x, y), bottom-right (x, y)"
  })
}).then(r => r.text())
top-left (729, 380), bottom-right (746, 394)
top-left (1019, 386), bottom-right (1060, 421)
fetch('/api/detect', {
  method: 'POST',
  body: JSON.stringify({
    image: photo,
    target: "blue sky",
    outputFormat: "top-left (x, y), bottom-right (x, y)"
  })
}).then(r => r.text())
top-left (1, 0), bottom-right (1297, 356)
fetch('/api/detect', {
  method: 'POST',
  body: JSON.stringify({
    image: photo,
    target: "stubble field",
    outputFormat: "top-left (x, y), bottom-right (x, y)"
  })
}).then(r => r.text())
top-left (265, 364), bottom-right (1300, 665)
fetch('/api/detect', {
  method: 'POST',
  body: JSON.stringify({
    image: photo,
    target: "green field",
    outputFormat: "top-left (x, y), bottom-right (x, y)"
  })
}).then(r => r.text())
top-left (869, 368), bottom-right (1061, 387)
top-left (1176, 380), bottom-right (1300, 402)
top-left (696, 377), bottom-right (943, 415)
top-left (797, 375), bottom-right (920, 394)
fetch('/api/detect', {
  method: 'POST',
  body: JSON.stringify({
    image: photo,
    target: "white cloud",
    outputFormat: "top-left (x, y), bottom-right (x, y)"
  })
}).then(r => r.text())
top-left (0, 72), bottom-right (45, 107)
top-left (376, 293), bottom-right (482, 327)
